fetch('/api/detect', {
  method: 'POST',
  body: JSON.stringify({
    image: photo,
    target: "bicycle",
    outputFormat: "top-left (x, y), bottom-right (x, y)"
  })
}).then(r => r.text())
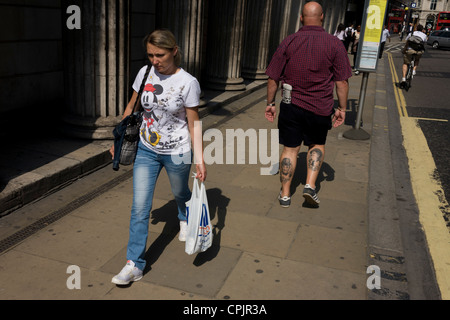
top-left (403, 53), bottom-right (416, 91)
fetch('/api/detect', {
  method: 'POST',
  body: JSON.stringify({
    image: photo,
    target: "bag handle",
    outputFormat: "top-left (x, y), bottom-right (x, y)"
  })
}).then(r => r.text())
top-left (191, 177), bottom-right (201, 199)
top-left (132, 65), bottom-right (151, 113)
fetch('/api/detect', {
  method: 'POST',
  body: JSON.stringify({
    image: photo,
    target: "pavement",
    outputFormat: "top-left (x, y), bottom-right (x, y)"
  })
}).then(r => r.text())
top-left (0, 54), bottom-right (424, 302)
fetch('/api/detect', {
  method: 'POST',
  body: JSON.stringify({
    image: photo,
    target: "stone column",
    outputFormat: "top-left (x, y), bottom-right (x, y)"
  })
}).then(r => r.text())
top-left (61, 0), bottom-right (130, 139)
top-left (156, 0), bottom-right (205, 82)
top-left (203, 0), bottom-right (247, 91)
top-left (323, 0), bottom-right (342, 35)
top-left (242, 0), bottom-right (273, 80)
top-left (269, 0), bottom-right (292, 58)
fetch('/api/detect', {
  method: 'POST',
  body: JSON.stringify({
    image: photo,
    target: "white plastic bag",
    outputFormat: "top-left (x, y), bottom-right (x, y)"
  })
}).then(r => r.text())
top-left (185, 178), bottom-right (213, 255)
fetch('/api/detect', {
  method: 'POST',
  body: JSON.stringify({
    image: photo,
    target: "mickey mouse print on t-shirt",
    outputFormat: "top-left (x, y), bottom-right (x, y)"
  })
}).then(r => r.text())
top-left (141, 83), bottom-right (163, 146)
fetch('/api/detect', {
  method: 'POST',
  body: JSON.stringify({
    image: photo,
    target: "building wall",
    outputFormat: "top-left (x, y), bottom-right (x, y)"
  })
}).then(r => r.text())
top-left (415, 0), bottom-right (449, 30)
top-left (0, 0), bottom-right (156, 137)
top-left (0, 0), bottom-right (351, 139)
top-left (0, 0), bottom-right (63, 131)
top-left (129, 0), bottom-right (156, 85)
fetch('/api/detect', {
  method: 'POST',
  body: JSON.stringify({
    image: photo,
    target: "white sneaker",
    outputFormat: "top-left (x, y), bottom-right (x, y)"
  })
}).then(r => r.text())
top-left (179, 220), bottom-right (188, 242)
top-left (412, 70), bottom-right (416, 76)
top-left (111, 260), bottom-right (143, 285)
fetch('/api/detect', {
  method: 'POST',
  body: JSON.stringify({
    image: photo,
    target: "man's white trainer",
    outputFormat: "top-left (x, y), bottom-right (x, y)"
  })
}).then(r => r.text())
top-left (111, 260), bottom-right (143, 285)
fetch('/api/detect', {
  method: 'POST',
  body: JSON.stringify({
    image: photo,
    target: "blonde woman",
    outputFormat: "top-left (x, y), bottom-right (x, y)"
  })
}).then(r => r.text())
top-left (111, 30), bottom-right (206, 285)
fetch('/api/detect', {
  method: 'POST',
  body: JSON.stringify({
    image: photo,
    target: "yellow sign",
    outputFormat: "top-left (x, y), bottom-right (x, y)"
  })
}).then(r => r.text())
top-left (356, 0), bottom-right (389, 71)
top-left (363, 0), bottom-right (388, 42)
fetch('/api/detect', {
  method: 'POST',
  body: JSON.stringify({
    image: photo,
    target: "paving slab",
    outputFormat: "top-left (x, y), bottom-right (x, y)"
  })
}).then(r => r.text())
top-left (216, 252), bottom-right (366, 300)
top-left (101, 232), bottom-right (243, 298)
top-left (0, 250), bottom-right (112, 300)
top-left (0, 70), bottom-right (383, 301)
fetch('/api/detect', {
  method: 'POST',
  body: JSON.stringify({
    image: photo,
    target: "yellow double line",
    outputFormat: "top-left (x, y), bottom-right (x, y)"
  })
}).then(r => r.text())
top-left (387, 51), bottom-right (450, 299)
top-left (387, 52), bottom-right (408, 118)
top-left (387, 52), bottom-right (447, 122)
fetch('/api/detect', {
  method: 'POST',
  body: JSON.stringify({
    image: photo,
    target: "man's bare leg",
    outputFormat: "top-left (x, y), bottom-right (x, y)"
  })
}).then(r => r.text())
top-left (305, 144), bottom-right (325, 189)
top-left (279, 145), bottom-right (301, 198)
top-left (303, 144), bottom-right (325, 206)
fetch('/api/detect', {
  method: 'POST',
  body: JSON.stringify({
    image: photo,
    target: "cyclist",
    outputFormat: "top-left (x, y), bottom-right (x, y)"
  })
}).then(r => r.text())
top-left (400, 24), bottom-right (427, 89)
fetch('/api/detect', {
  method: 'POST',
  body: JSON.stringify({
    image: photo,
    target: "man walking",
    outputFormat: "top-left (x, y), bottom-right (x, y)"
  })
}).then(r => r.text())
top-left (379, 25), bottom-right (391, 59)
top-left (265, 1), bottom-right (351, 208)
top-left (344, 23), bottom-right (355, 52)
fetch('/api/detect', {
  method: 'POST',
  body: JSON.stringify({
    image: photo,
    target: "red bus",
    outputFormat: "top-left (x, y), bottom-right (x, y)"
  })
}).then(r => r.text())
top-left (387, 9), bottom-right (405, 33)
top-left (436, 11), bottom-right (450, 30)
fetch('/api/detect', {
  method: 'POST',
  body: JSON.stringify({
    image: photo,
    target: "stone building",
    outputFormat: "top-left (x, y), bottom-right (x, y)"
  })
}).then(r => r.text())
top-left (0, 0), bottom-right (354, 140)
top-left (418, 0), bottom-right (450, 31)
top-left (390, 0), bottom-right (450, 31)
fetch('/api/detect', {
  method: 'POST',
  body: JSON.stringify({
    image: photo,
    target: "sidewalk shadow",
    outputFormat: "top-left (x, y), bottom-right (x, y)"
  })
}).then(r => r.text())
top-left (290, 152), bottom-right (335, 207)
top-left (344, 98), bottom-right (359, 127)
top-left (0, 109), bottom-right (90, 195)
top-left (143, 200), bottom-right (180, 274)
top-left (193, 188), bottom-right (230, 267)
top-left (142, 188), bottom-right (230, 273)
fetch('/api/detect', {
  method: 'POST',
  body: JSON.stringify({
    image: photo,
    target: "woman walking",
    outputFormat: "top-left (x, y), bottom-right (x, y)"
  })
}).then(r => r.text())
top-left (111, 30), bottom-right (206, 285)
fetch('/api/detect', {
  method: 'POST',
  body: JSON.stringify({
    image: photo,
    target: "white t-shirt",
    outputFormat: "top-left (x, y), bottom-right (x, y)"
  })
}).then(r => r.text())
top-left (132, 66), bottom-right (201, 155)
top-left (381, 29), bottom-right (390, 42)
top-left (405, 31), bottom-right (427, 51)
top-left (406, 30), bottom-right (427, 42)
top-left (345, 27), bottom-right (354, 39)
top-left (334, 30), bottom-right (345, 41)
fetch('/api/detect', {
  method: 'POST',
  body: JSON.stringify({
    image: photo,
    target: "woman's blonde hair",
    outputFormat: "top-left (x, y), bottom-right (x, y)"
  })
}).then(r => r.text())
top-left (143, 29), bottom-right (181, 66)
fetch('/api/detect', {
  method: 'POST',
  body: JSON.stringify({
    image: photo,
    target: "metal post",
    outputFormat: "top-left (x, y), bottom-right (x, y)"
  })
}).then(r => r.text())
top-left (343, 72), bottom-right (371, 140)
top-left (355, 71), bottom-right (369, 130)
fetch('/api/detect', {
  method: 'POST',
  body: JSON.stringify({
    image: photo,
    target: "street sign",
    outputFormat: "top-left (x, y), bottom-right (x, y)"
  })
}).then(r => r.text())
top-left (411, 3), bottom-right (416, 8)
top-left (355, 0), bottom-right (389, 72)
top-left (345, 0), bottom-right (388, 140)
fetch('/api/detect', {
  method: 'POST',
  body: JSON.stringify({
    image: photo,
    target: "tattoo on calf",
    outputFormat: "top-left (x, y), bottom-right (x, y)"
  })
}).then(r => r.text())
top-left (280, 158), bottom-right (293, 183)
top-left (308, 148), bottom-right (323, 172)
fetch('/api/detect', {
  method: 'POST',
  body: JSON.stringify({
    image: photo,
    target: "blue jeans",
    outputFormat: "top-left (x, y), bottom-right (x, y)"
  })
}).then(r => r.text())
top-left (126, 142), bottom-right (192, 271)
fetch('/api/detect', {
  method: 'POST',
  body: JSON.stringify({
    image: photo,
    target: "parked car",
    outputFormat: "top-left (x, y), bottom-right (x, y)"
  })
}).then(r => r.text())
top-left (427, 30), bottom-right (450, 49)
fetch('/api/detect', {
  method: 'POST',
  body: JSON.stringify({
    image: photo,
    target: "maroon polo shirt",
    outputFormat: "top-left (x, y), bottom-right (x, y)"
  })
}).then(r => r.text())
top-left (266, 25), bottom-right (352, 116)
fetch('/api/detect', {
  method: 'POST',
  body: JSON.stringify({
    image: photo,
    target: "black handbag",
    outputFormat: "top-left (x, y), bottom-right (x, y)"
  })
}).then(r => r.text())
top-left (112, 65), bottom-right (151, 171)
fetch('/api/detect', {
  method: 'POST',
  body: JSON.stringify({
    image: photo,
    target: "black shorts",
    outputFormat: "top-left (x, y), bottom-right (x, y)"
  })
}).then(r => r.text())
top-left (278, 102), bottom-right (332, 147)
